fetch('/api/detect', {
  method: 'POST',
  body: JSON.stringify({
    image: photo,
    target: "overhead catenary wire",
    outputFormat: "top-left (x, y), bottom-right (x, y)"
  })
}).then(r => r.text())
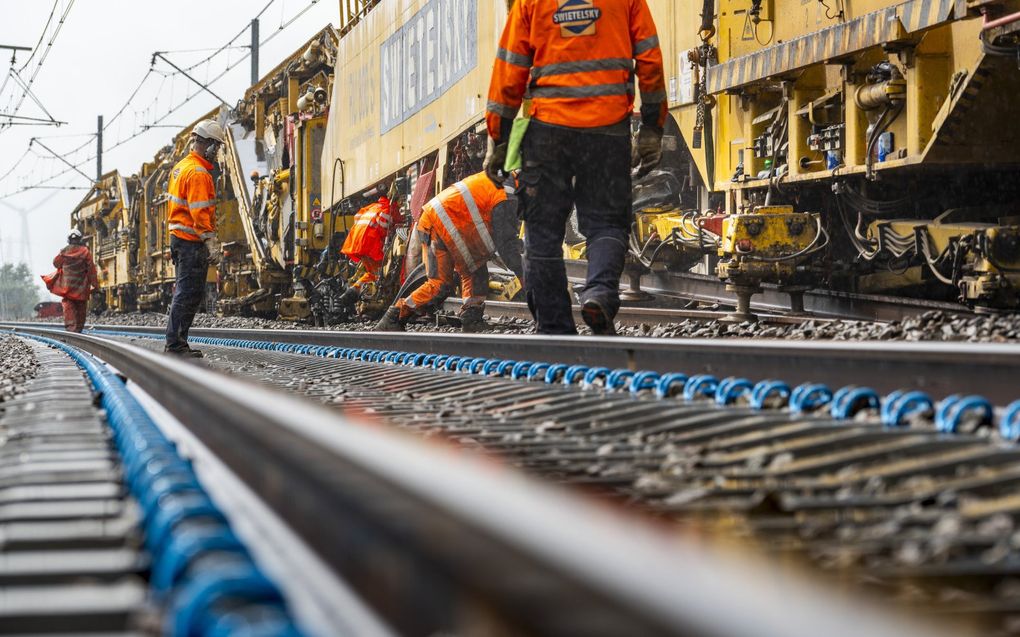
top-left (1, 0), bottom-right (76, 131)
top-left (0, 0), bottom-right (322, 200)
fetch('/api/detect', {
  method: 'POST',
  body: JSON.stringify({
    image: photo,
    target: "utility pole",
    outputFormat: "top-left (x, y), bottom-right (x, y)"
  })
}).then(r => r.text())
top-left (96, 115), bottom-right (103, 180)
top-left (251, 19), bottom-right (260, 85)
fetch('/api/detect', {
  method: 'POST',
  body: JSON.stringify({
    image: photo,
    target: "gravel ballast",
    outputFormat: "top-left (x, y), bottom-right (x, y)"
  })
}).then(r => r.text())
top-left (29, 308), bottom-right (1020, 343)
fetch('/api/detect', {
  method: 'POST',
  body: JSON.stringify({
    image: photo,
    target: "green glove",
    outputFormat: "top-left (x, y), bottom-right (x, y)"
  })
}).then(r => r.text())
top-left (503, 118), bottom-right (531, 172)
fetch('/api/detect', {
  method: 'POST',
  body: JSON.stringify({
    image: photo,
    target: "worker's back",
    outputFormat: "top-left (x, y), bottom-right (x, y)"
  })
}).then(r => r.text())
top-left (419, 173), bottom-right (507, 272)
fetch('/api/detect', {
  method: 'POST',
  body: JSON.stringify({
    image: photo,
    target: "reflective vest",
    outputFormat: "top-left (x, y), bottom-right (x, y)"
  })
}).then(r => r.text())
top-left (486, 0), bottom-right (667, 140)
top-left (418, 173), bottom-right (507, 273)
top-left (342, 197), bottom-right (392, 263)
top-left (168, 151), bottom-right (217, 242)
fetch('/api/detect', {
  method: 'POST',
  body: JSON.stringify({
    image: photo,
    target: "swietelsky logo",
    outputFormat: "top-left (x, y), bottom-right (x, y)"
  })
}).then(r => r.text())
top-left (553, 0), bottom-right (601, 37)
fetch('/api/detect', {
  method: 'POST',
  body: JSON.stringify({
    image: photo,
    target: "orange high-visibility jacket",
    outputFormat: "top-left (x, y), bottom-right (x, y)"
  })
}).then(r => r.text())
top-left (168, 151), bottom-right (217, 242)
top-left (418, 173), bottom-right (508, 273)
top-left (342, 197), bottom-right (392, 263)
top-left (487, 0), bottom-right (667, 141)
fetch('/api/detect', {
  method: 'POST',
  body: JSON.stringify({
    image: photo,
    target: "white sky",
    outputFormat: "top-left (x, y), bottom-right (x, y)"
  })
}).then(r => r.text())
top-left (0, 0), bottom-right (337, 297)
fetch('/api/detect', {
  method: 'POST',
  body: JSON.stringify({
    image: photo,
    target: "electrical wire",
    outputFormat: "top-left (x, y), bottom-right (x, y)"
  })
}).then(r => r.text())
top-left (0, 0), bottom-right (322, 200)
top-left (1, 0), bottom-right (76, 131)
top-left (16, 0), bottom-right (59, 72)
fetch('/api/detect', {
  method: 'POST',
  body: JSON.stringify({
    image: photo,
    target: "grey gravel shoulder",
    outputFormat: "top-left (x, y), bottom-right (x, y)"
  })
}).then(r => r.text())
top-left (35, 307), bottom-right (1020, 343)
top-left (0, 334), bottom-right (38, 403)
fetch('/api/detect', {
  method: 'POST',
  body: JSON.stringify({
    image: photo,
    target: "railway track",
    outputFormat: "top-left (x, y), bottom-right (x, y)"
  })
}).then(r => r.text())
top-left (3, 325), bottom-right (951, 637)
top-left (565, 261), bottom-right (976, 322)
top-left (8, 323), bottom-right (1020, 633)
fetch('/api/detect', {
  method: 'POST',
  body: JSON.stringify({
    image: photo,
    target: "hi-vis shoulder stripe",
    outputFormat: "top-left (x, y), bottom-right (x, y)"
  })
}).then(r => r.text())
top-left (454, 181), bottom-right (497, 255)
top-left (706, 0), bottom-right (955, 94)
top-left (428, 197), bottom-right (479, 271)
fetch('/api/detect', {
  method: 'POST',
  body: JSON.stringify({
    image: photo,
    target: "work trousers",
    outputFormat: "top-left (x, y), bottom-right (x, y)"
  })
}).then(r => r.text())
top-left (61, 299), bottom-right (87, 333)
top-left (396, 230), bottom-right (488, 318)
top-left (352, 257), bottom-right (382, 290)
top-left (520, 121), bottom-right (632, 334)
top-left (166, 235), bottom-right (208, 351)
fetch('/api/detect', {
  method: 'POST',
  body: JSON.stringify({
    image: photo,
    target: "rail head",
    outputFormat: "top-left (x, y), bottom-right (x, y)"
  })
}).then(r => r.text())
top-left (19, 321), bottom-right (1019, 404)
top-left (8, 325), bottom-right (956, 637)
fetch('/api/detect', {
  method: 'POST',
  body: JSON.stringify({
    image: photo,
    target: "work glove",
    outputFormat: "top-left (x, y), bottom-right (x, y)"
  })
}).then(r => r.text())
top-left (633, 125), bottom-right (664, 179)
top-left (204, 236), bottom-right (222, 266)
top-left (484, 141), bottom-right (508, 184)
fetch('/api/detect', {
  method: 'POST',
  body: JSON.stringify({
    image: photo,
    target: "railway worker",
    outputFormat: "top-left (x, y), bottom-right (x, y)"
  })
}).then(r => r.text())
top-left (164, 119), bottom-right (225, 358)
top-left (485, 0), bottom-right (667, 335)
top-left (374, 171), bottom-right (524, 333)
top-left (338, 184), bottom-right (393, 307)
top-left (49, 229), bottom-right (98, 333)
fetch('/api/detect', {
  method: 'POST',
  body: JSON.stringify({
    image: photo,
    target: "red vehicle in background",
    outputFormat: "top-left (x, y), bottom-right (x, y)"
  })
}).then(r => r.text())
top-left (34, 301), bottom-right (63, 319)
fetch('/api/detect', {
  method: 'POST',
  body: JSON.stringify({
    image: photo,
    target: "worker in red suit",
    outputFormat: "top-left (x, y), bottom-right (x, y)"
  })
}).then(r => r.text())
top-left (49, 229), bottom-right (98, 333)
top-left (339, 182), bottom-right (393, 306)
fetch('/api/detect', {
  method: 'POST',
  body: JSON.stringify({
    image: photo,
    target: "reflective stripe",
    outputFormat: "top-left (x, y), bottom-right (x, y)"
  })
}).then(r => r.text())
top-left (168, 194), bottom-right (188, 206)
top-left (496, 47), bottom-right (532, 68)
top-left (486, 100), bottom-right (518, 118)
top-left (634, 35), bottom-right (660, 55)
top-left (531, 57), bottom-right (632, 79)
top-left (189, 199), bottom-right (216, 209)
top-left (454, 181), bottom-right (496, 255)
top-left (530, 83), bottom-right (632, 99)
top-left (199, 231), bottom-right (215, 240)
top-left (641, 90), bottom-right (667, 103)
top-left (169, 223), bottom-right (199, 236)
top-left (428, 198), bottom-right (478, 270)
top-left (193, 166), bottom-right (211, 175)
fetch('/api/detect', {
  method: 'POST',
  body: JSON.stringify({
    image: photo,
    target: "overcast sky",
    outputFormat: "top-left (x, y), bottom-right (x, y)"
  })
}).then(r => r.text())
top-left (0, 0), bottom-right (337, 297)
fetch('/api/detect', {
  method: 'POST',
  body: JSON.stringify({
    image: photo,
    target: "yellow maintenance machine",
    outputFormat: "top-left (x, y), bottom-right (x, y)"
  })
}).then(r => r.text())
top-left (633, 0), bottom-right (1020, 314)
top-left (71, 171), bottom-right (139, 313)
top-left (220, 27), bottom-right (352, 323)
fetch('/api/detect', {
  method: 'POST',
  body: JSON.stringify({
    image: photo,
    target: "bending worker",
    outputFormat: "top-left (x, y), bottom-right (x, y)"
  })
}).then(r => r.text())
top-left (485, 0), bottom-right (666, 335)
top-left (338, 184), bottom-right (392, 306)
top-left (165, 119), bottom-right (225, 357)
top-left (375, 171), bottom-right (524, 333)
top-left (50, 229), bottom-right (98, 333)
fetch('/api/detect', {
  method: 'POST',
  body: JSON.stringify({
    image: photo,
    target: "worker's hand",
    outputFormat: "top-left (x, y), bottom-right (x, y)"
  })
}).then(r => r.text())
top-left (204, 236), bottom-right (222, 266)
top-left (484, 142), bottom-right (508, 183)
top-left (634, 125), bottom-right (664, 178)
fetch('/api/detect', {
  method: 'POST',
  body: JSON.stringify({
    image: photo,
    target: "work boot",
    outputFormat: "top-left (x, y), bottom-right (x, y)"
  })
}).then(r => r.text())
top-left (164, 346), bottom-right (204, 358)
top-left (338, 287), bottom-right (360, 307)
top-left (581, 298), bottom-right (617, 336)
top-left (374, 306), bottom-right (406, 332)
top-left (460, 305), bottom-right (486, 333)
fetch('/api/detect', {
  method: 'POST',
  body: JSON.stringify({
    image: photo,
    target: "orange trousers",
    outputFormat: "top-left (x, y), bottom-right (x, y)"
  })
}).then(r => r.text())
top-left (396, 232), bottom-right (487, 318)
top-left (61, 299), bottom-right (87, 333)
top-left (352, 257), bottom-right (381, 289)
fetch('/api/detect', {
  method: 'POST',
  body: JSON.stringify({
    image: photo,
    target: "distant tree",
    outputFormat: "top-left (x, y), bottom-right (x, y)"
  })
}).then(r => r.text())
top-left (0, 263), bottom-right (40, 319)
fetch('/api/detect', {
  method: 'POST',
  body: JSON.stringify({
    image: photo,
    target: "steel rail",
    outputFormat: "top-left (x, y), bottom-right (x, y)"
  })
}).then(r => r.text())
top-left (17, 322), bottom-right (1020, 405)
top-left (441, 298), bottom-right (824, 326)
top-left (11, 325), bottom-right (944, 637)
top-left (566, 261), bottom-right (972, 321)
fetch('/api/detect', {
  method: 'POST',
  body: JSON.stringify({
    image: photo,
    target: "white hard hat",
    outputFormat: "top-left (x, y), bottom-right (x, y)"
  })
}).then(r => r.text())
top-left (193, 119), bottom-right (226, 144)
top-left (68, 228), bottom-right (83, 243)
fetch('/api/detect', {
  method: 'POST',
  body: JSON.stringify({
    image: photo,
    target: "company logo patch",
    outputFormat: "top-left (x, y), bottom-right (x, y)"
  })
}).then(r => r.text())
top-left (553, 0), bottom-right (601, 37)
top-left (172, 168), bottom-right (181, 179)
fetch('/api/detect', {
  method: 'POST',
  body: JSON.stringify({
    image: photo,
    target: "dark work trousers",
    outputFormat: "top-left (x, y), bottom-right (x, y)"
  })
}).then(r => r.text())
top-left (520, 121), bottom-right (632, 334)
top-left (166, 235), bottom-right (208, 351)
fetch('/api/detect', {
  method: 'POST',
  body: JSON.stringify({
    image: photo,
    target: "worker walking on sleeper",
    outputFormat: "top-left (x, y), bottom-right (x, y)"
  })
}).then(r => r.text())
top-left (47, 229), bottom-right (98, 333)
top-left (164, 119), bottom-right (225, 357)
top-left (375, 171), bottom-right (524, 333)
top-left (485, 0), bottom-right (667, 335)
